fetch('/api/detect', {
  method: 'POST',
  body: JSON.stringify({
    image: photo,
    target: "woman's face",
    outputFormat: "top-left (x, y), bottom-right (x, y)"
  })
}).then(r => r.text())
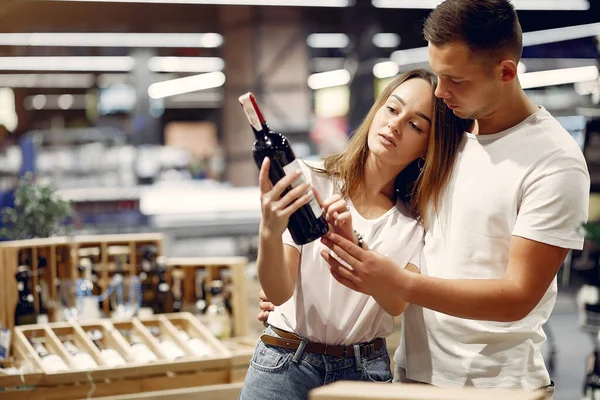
top-left (367, 78), bottom-right (433, 168)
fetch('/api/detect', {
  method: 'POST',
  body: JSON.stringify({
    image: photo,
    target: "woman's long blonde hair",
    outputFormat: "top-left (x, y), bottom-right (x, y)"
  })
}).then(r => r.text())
top-left (316, 69), bottom-right (470, 224)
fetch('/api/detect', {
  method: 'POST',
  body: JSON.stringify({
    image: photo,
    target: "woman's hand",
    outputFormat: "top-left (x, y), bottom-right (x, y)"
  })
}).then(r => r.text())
top-left (259, 158), bottom-right (314, 238)
top-left (257, 289), bottom-right (274, 325)
top-left (320, 194), bottom-right (354, 243)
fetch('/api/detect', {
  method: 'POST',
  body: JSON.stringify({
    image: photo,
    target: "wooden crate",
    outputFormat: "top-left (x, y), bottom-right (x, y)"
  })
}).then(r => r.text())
top-left (308, 382), bottom-right (546, 400)
top-left (8, 314), bottom-right (234, 399)
top-left (70, 382), bottom-right (244, 400)
top-left (1, 233), bottom-right (164, 330)
top-left (166, 257), bottom-right (248, 337)
top-left (0, 237), bottom-right (71, 331)
top-left (221, 336), bottom-right (256, 383)
top-left (0, 335), bottom-right (44, 390)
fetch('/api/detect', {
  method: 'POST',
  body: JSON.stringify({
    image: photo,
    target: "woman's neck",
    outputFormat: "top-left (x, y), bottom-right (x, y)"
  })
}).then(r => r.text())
top-left (356, 154), bottom-right (406, 203)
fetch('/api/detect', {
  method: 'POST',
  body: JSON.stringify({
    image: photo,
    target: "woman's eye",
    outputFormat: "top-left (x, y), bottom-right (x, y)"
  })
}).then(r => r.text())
top-left (410, 122), bottom-right (423, 133)
top-left (386, 106), bottom-right (398, 114)
top-left (451, 80), bottom-right (463, 85)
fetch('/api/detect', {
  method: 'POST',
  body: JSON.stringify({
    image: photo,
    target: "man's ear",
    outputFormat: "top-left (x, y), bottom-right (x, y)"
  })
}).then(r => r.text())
top-left (499, 59), bottom-right (518, 83)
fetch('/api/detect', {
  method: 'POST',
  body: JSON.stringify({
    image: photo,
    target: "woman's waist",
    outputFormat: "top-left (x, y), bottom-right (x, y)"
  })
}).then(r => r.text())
top-left (268, 306), bottom-right (394, 345)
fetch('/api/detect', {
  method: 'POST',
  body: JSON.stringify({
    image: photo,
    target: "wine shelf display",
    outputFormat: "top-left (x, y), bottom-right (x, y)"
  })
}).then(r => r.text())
top-left (0, 233), bottom-right (163, 330)
top-left (2, 313), bottom-right (236, 399)
top-left (166, 257), bottom-right (249, 338)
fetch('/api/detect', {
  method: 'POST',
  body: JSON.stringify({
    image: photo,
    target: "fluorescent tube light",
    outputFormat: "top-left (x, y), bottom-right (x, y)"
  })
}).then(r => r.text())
top-left (0, 32), bottom-right (223, 48)
top-left (372, 0), bottom-right (589, 10)
top-left (148, 57), bottom-right (224, 73)
top-left (52, 0), bottom-right (351, 6)
top-left (307, 34), bottom-right (350, 49)
top-left (308, 69), bottom-right (351, 90)
top-left (0, 56), bottom-right (135, 71)
top-left (148, 71), bottom-right (226, 99)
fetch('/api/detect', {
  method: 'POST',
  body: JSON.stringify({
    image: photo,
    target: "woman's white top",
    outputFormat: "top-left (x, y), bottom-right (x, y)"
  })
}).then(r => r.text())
top-left (267, 160), bottom-right (424, 345)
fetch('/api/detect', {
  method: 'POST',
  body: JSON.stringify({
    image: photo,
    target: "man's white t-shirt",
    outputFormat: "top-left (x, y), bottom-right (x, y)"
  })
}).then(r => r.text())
top-left (267, 160), bottom-right (424, 345)
top-left (396, 107), bottom-right (590, 389)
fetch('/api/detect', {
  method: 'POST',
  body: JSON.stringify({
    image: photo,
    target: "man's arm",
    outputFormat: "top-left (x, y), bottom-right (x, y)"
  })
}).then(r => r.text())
top-left (322, 234), bottom-right (568, 322)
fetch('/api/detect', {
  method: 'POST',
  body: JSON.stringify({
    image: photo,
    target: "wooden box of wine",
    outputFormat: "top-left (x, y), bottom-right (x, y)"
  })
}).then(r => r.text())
top-left (1, 233), bottom-right (164, 331)
top-left (7, 313), bottom-right (234, 399)
top-left (166, 257), bottom-right (249, 338)
top-left (0, 237), bottom-right (72, 331)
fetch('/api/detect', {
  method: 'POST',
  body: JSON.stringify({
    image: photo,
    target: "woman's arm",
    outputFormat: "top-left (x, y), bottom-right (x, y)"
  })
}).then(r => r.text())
top-left (257, 235), bottom-right (300, 306)
top-left (256, 157), bottom-right (312, 306)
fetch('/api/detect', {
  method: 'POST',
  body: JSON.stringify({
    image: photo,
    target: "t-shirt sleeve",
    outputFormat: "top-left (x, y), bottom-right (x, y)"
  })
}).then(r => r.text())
top-left (282, 228), bottom-right (301, 252)
top-left (512, 153), bottom-right (590, 250)
top-left (407, 239), bottom-right (424, 272)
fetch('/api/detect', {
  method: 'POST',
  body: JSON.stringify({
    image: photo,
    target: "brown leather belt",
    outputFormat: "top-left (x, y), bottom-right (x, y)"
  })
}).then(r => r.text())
top-left (260, 325), bottom-right (386, 358)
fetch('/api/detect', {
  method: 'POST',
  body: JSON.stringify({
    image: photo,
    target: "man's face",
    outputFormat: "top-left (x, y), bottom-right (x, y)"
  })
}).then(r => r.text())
top-left (428, 42), bottom-right (501, 120)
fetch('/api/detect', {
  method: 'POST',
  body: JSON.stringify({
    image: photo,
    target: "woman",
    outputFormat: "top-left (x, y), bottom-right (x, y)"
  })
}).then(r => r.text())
top-left (240, 69), bottom-right (470, 400)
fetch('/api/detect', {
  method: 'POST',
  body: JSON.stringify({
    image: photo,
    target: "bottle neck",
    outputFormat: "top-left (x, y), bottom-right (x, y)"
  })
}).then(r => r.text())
top-left (253, 123), bottom-right (270, 140)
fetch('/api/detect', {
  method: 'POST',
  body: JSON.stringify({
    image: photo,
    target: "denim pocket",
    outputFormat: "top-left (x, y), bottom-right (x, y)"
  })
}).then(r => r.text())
top-left (250, 340), bottom-right (293, 373)
top-left (362, 353), bottom-right (392, 383)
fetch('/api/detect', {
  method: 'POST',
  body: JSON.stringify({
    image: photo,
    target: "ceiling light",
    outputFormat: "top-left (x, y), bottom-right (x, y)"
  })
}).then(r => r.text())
top-left (148, 71), bottom-right (226, 99)
top-left (372, 0), bottom-right (589, 10)
top-left (0, 73), bottom-right (95, 88)
top-left (148, 57), bottom-right (224, 73)
top-left (373, 61), bottom-right (399, 79)
top-left (0, 32), bottom-right (223, 48)
top-left (372, 33), bottom-right (401, 48)
top-left (51, 0), bottom-right (351, 6)
top-left (307, 69), bottom-right (351, 90)
top-left (0, 56), bottom-right (135, 72)
top-left (307, 34), bottom-right (350, 49)
top-left (519, 66), bottom-right (599, 89)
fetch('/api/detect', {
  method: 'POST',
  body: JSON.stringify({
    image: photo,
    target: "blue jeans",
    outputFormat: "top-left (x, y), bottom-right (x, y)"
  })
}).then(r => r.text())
top-left (239, 326), bottom-right (392, 400)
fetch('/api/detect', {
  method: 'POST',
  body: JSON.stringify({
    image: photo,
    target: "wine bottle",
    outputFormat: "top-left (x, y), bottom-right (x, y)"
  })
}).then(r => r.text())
top-left (153, 256), bottom-right (174, 314)
top-left (14, 265), bottom-right (36, 326)
top-left (239, 92), bottom-right (329, 245)
top-left (138, 246), bottom-right (157, 309)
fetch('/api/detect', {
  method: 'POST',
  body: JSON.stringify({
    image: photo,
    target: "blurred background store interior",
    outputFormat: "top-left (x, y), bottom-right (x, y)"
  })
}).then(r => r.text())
top-left (0, 1), bottom-right (599, 398)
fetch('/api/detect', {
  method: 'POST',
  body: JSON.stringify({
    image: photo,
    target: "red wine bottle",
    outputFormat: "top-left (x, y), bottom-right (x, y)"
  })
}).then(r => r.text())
top-left (239, 92), bottom-right (328, 245)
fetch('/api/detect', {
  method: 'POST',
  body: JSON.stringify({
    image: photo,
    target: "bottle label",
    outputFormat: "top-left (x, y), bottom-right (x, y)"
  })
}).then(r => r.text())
top-left (240, 94), bottom-right (262, 131)
top-left (282, 160), bottom-right (323, 219)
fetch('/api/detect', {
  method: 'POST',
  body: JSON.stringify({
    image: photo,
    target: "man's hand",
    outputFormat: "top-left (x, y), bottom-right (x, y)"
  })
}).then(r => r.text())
top-left (257, 289), bottom-right (275, 324)
top-left (320, 232), bottom-right (407, 298)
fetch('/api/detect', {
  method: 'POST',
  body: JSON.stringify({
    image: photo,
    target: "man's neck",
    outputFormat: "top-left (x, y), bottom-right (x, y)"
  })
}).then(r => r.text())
top-left (476, 88), bottom-right (539, 135)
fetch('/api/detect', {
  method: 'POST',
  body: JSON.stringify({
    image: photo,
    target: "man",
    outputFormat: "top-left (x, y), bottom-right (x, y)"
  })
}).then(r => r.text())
top-left (261, 0), bottom-right (590, 395)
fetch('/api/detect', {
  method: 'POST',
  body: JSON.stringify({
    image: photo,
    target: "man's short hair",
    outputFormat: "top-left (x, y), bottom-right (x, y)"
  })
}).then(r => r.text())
top-left (424, 0), bottom-right (523, 63)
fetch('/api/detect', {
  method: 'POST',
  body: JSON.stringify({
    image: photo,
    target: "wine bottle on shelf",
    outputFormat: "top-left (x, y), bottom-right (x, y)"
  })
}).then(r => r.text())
top-left (239, 92), bottom-right (329, 245)
top-left (36, 256), bottom-right (49, 323)
top-left (206, 280), bottom-right (232, 339)
top-left (153, 256), bottom-right (174, 314)
top-left (15, 265), bottom-right (36, 326)
top-left (138, 246), bottom-right (157, 309)
top-left (171, 269), bottom-right (184, 313)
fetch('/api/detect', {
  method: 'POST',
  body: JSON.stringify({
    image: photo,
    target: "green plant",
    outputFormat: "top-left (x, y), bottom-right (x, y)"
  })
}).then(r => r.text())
top-left (0, 173), bottom-right (73, 240)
